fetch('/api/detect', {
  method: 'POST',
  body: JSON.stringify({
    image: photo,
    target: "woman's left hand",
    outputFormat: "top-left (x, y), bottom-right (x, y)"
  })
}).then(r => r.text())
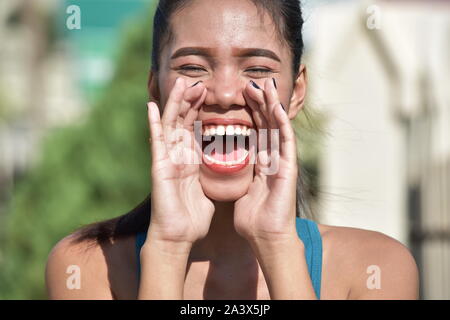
top-left (234, 78), bottom-right (299, 246)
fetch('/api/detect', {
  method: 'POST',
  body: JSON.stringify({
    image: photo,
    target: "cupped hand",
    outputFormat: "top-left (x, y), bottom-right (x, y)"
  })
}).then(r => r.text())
top-left (147, 77), bottom-right (214, 244)
top-left (234, 78), bottom-right (299, 244)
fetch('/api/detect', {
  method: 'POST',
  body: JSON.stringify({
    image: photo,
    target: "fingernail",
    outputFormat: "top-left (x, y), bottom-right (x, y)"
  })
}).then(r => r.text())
top-left (250, 80), bottom-right (261, 90)
top-left (190, 80), bottom-right (202, 87)
top-left (272, 78), bottom-right (277, 89)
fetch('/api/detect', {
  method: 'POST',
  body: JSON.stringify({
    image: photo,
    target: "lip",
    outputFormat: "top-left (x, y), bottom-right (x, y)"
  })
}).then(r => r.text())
top-left (201, 118), bottom-right (254, 128)
top-left (202, 151), bottom-right (251, 174)
top-left (199, 118), bottom-right (253, 174)
top-left (200, 118), bottom-right (253, 174)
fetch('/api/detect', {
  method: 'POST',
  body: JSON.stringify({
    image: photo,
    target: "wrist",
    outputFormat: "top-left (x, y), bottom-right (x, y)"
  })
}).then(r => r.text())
top-left (143, 231), bottom-right (193, 257)
top-left (251, 237), bottom-right (316, 300)
top-left (138, 234), bottom-right (191, 300)
top-left (249, 234), bottom-right (304, 259)
top-left (247, 227), bottom-right (301, 248)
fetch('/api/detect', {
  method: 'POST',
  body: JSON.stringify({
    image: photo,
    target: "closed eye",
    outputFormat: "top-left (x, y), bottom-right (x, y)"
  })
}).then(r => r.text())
top-left (246, 68), bottom-right (273, 76)
top-left (178, 66), bottom-right (274, 76)
top-left (179, 65), bottom-right (206, 73)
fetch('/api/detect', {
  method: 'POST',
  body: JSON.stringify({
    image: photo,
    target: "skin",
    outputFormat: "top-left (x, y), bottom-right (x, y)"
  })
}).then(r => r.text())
top-left (45, 0), bottom-right (419, 300)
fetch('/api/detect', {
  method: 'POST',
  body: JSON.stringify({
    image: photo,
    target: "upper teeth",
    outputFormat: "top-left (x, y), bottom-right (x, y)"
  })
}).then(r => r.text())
top-left (203, 125), bottom-right (251, 137)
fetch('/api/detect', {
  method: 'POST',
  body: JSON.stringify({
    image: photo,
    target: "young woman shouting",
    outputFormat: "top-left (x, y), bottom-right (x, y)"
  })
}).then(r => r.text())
top-left (46, 0), bottom-right (419, 300)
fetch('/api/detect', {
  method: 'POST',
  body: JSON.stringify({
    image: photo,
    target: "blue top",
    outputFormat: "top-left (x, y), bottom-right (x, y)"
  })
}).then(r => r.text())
top-left (135, 217), bottom-right (322, 299)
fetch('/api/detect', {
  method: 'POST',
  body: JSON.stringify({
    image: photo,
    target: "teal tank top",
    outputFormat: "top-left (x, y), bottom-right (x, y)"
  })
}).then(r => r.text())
top-left (135, 217), bottom-right (322, 299)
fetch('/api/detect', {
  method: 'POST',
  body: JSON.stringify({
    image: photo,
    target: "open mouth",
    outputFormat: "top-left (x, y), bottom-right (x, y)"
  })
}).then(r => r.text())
top-left (200, 119), bottom-right (253, 174)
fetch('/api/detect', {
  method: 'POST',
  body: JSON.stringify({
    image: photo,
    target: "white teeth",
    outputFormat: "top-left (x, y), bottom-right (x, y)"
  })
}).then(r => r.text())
top-left (204, 150), bottom-right (249, 166)
top-left (202, 125), bottom-right (252, 136)
top-left (216, 125), bottom-right (225, 136)
top-left (226, 125), bottom-right (234, 135)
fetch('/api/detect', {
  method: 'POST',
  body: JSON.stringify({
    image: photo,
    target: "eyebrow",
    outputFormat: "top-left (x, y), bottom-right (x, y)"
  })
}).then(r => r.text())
top-left (170, 47), bottom-right (281, 63)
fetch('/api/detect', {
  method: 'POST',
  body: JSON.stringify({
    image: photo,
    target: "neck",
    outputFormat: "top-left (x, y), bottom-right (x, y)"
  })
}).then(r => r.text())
top-left (189, 201), bottom-right (255, 264)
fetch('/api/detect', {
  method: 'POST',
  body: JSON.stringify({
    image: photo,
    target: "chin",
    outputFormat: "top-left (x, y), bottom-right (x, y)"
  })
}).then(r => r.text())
top-left (199, 166), bottom-right (253, 202)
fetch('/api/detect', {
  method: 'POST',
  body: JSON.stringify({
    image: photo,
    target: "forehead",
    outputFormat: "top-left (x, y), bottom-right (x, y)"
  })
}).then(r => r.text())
top-left (168, 0), bottom-right (284, 54)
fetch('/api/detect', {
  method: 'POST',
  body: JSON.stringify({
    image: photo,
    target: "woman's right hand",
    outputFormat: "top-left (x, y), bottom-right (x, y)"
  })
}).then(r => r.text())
top-left (146, 77), bottom-right (214, 245)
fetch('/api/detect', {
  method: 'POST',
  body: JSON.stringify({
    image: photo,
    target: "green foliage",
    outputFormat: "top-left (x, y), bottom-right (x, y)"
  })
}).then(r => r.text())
top-left (0, 8), bottom-right (155, 299)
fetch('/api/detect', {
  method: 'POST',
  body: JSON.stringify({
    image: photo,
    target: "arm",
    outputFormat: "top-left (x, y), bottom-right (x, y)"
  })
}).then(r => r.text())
top-left (234, 76), bottom-right (316, 299)
top-left (137, 237), bottom-right (192, 300)
top-left (349, 233), bottom-right (419, 300)
top-left (250, 237), bottom-right (317, 300)
top-left (45, 235), bottom-right (113, 299)
top-left (139, 78), bottom-right (214, 299)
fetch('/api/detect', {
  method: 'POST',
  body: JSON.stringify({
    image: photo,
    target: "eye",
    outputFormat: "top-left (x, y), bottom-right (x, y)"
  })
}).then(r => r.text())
top-left (246, 68), bottom-right (273, 76)
top-left (178, 65), bottom-right (206, 73)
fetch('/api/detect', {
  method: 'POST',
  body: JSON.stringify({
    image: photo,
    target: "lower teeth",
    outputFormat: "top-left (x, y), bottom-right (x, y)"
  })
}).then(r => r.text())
top-left (204, 150), bottom-right (249, 166)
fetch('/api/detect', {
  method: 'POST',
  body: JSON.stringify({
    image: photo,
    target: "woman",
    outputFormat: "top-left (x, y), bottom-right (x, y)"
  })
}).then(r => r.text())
top-left (45, 0), bottom-right (419, 300)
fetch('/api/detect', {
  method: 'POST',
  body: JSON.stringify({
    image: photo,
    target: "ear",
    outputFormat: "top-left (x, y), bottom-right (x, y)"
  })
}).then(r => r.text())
top-left (287, 64), bottom-right (307, 120)
top-left (147, 70), bottom-right (160, 103)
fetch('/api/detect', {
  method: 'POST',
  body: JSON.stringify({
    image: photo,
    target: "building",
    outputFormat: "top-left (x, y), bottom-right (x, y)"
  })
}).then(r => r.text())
top-left (307, 0), bottom-right (450, 299)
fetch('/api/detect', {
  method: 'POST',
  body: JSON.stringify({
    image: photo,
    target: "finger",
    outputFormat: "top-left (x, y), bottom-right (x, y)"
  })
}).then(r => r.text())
top-left (184, 87), bottom-right (207, 129)
top-left (243, 86), bottom-right (272, 169)
top-left (244, 80), bottom-right (270, 121)
top-left (183, 81), bottom-right (206, 111)
top-left (264, 78), bottom-right (280, 129)
top-left (161, 77), bottom-right (187, 128)
top-left (273, 103), bottom-right (297, 163)
top-left (183, 88), bottom-right (206, 161)
top-left (182, 85), bottom-right (207, 165)
top-left (242, 88), bottom-right (268, 129)
top-left (147, 102), bottom-right (169, 163)
top-left (179, 81), bottom-right (207, 120)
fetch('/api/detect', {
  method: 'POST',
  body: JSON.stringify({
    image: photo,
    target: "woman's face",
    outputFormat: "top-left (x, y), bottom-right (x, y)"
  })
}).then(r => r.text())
top-left (149, 0), bottom-right (306, 202)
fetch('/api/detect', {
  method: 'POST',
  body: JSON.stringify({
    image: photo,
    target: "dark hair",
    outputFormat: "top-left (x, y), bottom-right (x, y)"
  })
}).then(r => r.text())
top-left (71, 0), bottom-right (308, 246)
top-left (152, 0), bottom-right (304, 81)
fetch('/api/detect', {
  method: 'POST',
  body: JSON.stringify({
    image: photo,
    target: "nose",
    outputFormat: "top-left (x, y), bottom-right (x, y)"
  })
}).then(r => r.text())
top-left (202, 69), bottom-right (247, 110)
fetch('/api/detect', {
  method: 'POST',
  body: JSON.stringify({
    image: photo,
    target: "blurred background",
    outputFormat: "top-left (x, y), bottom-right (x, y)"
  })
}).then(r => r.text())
top-left (0, 0), bottom-right (448, 299)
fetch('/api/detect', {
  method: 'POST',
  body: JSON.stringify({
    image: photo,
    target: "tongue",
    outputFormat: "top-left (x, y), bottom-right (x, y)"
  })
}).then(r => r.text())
top-left (208, 140), bottom-right (247, 163)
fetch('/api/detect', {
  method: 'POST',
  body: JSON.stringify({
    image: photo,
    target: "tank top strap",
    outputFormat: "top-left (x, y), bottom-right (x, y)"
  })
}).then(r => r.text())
top-left (295, 217), bottom-right (323, 299)
top-left (135, 231), bottom-right (147, 279)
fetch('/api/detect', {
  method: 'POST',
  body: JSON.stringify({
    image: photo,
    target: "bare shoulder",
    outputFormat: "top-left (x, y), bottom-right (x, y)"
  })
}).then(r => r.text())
top-left (316, 223), bottom-right (419, 300)
top-left (45, 231), bottom-right (137, 299)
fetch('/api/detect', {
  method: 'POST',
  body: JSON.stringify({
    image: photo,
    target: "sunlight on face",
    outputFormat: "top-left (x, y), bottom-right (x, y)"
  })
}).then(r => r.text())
top-left (157, 0), bottom-right (294, 202)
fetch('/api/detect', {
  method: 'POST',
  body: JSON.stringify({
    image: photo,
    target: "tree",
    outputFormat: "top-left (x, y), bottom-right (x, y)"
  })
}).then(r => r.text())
top-left (0, 7), bottom-right (154, 299)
